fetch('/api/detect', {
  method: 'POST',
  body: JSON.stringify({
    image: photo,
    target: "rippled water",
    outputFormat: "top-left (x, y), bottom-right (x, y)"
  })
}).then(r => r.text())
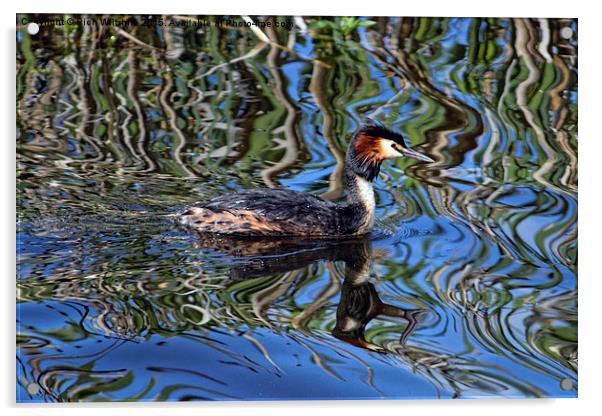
top-left (16, 15), bottom-right (577, 401)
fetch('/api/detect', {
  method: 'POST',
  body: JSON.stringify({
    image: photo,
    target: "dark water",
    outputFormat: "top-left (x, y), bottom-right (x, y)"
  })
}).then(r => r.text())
top-left (16, 15), bottom-right (577, 401)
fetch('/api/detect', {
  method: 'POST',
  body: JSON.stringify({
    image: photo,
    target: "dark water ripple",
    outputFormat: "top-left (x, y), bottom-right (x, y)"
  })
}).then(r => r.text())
top-left (17, 15), bottom-right (577, 401)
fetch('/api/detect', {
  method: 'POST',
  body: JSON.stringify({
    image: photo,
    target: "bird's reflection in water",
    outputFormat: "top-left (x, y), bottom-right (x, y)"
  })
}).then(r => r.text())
top-left (194, 236), bottom-right (536, 396)
top-left (193, 233), bottom-right (426, 353)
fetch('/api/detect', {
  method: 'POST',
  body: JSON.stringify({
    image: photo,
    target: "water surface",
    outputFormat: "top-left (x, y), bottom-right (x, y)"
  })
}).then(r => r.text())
top-left (16, 15), bottom-right (577, 401)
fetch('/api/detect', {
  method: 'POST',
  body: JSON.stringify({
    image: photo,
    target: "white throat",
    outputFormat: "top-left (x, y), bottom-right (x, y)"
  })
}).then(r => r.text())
top-left (352, 175), bottom-right (375, 233)
top-left (355, 176), bottom-right (375, 212)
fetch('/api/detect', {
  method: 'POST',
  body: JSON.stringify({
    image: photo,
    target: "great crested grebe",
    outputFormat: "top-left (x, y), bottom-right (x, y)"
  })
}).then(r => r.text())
top-left (179, 119), bottom-right (433, 237)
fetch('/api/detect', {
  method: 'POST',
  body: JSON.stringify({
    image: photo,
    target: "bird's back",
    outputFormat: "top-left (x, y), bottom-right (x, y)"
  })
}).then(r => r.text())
top-left (179, 188), bottom-right (344, 237)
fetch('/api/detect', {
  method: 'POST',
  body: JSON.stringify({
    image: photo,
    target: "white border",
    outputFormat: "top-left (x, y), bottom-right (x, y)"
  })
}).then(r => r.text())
top-left (4, 1), bottom-right (598, 415)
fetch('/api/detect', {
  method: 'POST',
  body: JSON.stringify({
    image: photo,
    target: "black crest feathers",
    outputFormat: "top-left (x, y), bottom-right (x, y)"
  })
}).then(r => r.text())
top-left (359, 118), bottom-right (407, 147)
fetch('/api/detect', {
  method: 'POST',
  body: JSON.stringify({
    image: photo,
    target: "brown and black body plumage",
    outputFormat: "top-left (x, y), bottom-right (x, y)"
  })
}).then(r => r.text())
top-left (181, 189), bottom-right (353, 236)
top-left (179, 119), bottom-right (433, 237)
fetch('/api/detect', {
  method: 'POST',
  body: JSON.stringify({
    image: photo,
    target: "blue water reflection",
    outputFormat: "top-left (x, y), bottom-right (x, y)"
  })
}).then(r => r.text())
top-left (17, 15), bottom-right (577, 401)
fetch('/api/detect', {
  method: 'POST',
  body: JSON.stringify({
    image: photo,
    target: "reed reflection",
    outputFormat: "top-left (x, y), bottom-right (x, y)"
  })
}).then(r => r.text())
top-left (17, 15), bottom-right (577, 401)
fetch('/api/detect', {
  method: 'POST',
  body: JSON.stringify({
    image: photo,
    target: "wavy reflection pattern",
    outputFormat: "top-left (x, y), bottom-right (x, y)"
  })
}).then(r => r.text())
top-left (17, 15), bottom-right (577, 401)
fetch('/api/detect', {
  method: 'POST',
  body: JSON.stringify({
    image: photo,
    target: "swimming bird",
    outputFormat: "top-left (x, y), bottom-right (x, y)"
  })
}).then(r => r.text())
top-left (179, 119), bottom-right (433, 237)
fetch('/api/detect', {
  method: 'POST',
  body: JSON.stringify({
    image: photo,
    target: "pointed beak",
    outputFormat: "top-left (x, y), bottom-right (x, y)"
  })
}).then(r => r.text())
top-left (400, 146), bottom-right (434, 163)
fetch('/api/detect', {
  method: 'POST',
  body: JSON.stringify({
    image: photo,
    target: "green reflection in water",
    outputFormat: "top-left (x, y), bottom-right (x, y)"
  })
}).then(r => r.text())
top-left (17, 15), bottom-right (577, 402)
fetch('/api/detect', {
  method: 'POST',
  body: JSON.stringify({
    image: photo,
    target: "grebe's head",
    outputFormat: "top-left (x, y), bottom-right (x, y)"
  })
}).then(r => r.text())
top-left (347, 118), bottom-right (434, 181)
